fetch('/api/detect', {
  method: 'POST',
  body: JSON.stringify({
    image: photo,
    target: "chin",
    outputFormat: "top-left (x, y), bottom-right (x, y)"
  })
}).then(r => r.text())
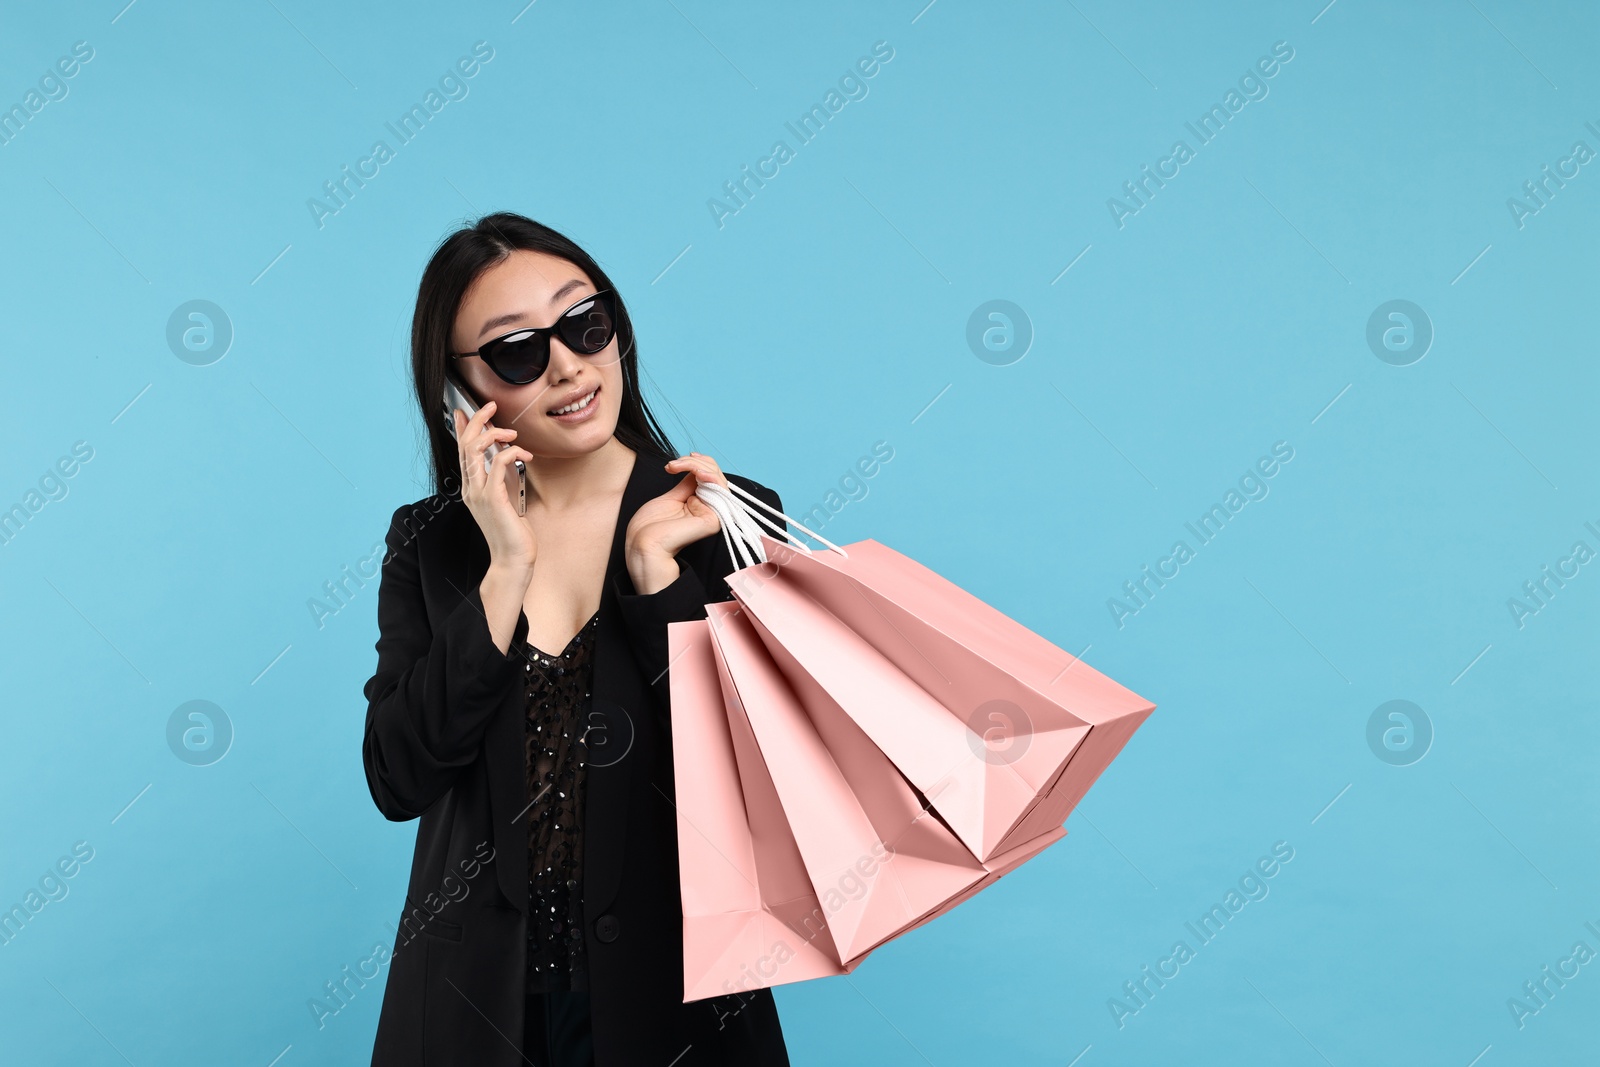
top-left (533, 419), bottom-right (619, 458)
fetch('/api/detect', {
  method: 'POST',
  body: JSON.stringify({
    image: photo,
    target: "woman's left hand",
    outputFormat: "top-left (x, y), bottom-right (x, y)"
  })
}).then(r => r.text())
top-left (625, 452), bottom-right (730, 592)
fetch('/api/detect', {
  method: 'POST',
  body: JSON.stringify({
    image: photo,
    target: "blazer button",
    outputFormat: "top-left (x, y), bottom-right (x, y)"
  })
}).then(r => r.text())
top-left (594, 914), bottom-right (621, 943)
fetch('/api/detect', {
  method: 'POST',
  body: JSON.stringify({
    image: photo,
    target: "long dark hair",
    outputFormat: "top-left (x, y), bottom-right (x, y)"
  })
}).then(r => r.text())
top-left (410, 212), bottom-right (678, 496)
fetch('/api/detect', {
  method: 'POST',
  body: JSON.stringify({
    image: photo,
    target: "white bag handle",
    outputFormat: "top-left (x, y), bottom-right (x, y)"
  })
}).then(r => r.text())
top-left (694, 479), bottom-right (850, 566)
top-left (694, 482), bottom-right (764, 572)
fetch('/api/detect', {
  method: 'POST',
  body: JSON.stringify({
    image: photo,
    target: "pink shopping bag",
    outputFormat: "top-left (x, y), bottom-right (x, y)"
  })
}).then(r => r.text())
top-left (726, 534), bottom-right (1155, 863)
top-left (671, 604), bottom-right (1070, 1000)
top-left (702, 600), bottom-right (994, 969)
top-left (667, 620), bottom-right (851, 1002)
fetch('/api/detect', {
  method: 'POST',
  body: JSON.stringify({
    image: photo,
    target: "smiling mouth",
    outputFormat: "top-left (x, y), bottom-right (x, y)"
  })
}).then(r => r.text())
top-left (548, 386), bottom-right (598, 416)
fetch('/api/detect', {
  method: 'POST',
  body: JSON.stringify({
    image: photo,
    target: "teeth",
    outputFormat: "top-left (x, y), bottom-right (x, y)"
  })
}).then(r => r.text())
top-left (552, 389), bottom-right (596, 415)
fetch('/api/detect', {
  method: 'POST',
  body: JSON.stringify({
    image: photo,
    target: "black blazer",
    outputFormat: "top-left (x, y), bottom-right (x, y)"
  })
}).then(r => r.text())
top-left (361, 447), bottom-right (791, 1066)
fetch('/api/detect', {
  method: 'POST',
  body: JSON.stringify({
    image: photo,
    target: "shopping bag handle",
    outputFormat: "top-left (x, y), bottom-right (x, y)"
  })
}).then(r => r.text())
top-left (694, 481), bottom-right (766, 571)
top-left (694, 479), bottom-right (850, 566)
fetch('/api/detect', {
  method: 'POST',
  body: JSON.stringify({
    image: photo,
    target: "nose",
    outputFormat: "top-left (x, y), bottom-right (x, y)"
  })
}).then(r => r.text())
top-left (543, 336), bottom-right (586, 384)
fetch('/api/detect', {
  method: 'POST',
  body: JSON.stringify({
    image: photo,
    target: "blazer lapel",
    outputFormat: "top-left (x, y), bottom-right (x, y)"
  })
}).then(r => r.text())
top-left (584, 447), bottom-right (673, 915)
top-left (480, 446), bottom-right (673, 917)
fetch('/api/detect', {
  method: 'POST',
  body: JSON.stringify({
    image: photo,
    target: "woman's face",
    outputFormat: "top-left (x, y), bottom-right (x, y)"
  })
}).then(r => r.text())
top-left (449, 249), bottom-right (625, 460)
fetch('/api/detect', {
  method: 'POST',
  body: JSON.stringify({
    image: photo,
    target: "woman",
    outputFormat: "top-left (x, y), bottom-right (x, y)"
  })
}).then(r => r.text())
top-left (361, 212), bottom-right (792, 1066)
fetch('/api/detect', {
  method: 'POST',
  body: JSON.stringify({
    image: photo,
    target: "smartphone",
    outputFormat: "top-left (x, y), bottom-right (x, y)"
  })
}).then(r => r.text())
top-left (443, 372), bottom-right (526, 514)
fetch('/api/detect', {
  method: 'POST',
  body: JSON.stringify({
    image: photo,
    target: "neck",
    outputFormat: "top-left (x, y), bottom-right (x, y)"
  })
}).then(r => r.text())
top-left (522, 436), bottom-right (636, 510)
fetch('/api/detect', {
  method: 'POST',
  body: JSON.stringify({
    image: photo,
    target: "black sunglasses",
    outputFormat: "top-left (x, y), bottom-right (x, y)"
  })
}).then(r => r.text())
top-left (450, 289), bottom-right (620, 385)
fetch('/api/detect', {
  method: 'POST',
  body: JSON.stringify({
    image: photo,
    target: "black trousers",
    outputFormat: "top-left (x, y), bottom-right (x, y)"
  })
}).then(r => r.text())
top-left (522, 988), bottom-right (595, 1067)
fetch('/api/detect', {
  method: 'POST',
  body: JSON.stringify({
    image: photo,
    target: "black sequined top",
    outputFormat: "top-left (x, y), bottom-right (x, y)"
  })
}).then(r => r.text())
top-left (521, 608), bottom-right (600, 994)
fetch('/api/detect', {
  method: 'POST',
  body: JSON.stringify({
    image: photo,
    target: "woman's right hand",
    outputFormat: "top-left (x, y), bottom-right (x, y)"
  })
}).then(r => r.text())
top-left (454, 401), bottom-right (536, 572)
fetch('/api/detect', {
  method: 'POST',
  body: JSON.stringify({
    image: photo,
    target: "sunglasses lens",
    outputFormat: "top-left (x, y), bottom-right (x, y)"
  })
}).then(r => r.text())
top-left (485, 330), bottom-right (549, 384)
top-left (558, 292), bottom-right (617, 354)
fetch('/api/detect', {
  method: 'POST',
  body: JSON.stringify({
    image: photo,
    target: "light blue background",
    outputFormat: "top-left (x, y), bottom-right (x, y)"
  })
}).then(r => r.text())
top-left (1, 1), bottom-right (1595, 1064)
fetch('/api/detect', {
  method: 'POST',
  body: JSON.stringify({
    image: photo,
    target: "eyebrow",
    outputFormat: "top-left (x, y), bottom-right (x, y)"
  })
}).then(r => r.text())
top-left (474, 278), bottom-right (591, 341)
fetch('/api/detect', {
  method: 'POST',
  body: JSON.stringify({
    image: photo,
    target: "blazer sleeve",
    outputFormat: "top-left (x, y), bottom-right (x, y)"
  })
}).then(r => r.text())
top-left (361, 503), bottom-right (528, 822)
top-left (613, 477), bottom-right (783, 709)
